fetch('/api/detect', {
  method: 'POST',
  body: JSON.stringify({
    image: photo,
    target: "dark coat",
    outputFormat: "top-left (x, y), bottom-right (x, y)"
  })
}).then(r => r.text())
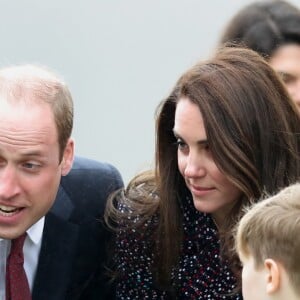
top-left (32, 156), bottom-right (123, 300)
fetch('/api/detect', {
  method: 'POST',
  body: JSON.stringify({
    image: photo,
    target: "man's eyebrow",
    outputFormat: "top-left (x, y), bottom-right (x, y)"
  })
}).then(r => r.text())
top-left (20, 150), bottom-right (44, 157)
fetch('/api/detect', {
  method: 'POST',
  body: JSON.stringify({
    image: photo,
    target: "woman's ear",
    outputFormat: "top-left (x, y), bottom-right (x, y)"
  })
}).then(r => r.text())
top-left (61, 138), bottom-right (74, 176)
top-left (264, 258), bottom-right (280, 294)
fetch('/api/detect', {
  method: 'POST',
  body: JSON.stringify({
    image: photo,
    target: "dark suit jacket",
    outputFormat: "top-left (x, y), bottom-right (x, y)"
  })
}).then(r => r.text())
top-left (31, 156), bottom-right (123, 300)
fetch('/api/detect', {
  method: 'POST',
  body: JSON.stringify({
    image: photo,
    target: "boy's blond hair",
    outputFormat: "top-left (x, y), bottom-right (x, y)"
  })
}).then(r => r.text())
top-left (236, 183), bottom-right (300, 294)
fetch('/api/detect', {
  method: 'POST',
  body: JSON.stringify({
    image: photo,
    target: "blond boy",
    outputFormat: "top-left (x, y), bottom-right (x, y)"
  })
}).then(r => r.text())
top-left (236, 183), bottom-right (300, 300)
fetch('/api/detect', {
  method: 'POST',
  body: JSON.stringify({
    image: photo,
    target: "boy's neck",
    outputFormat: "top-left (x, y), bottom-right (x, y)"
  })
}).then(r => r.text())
top-left (273, 288), bottom-right (300, 300)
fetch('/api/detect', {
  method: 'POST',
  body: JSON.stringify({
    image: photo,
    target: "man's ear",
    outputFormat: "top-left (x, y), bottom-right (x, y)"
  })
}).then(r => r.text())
top-left (61, 138), bottom-right (74, 176)
top-left (264, 258), bottom-right (280, 294)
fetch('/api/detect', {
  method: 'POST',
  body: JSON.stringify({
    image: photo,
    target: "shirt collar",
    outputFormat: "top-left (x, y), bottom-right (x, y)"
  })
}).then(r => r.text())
top-left (26, 216), bottom-right (45, 244)
top-left (0, 216), bottom-right (45, 244)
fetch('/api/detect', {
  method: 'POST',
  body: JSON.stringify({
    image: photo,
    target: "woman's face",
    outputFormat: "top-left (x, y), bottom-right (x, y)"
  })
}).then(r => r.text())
top-left (173, 97), bottom-right (242, 226)
top-left (269, 43), bottom-right (300, 113)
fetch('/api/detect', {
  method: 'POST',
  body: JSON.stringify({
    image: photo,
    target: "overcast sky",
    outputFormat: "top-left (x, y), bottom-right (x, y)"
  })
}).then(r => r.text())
top-left (0, 0), bottom-right (299, 183)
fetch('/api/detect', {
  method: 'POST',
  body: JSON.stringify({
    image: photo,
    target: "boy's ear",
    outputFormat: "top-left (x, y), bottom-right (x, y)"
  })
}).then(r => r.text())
top-left (61, 138), bottom-right (74, 176)
top-left (264, 258), bottom-right (280, 294)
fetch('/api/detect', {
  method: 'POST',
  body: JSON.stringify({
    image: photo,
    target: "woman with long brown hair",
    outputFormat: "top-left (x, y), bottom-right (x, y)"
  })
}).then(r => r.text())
top-left (105, 46), bottom-right (300, 299)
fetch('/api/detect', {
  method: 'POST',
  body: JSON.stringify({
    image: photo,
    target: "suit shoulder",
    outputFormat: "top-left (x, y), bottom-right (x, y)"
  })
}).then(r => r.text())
top-left (66, 156), bottom-right (123, 188)
top-left (56, 156), bottom-right (123, 219)
top-left (72, 156), bottom-right (122, 178)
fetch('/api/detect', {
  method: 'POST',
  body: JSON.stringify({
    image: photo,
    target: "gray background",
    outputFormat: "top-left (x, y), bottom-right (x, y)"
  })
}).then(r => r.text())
top-left (1, 0), bottom-right (299, 183)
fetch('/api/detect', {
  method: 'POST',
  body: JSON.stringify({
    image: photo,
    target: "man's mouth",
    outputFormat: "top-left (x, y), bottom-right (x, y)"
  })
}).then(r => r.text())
top-left (0, 205), bottom-right (21, 216)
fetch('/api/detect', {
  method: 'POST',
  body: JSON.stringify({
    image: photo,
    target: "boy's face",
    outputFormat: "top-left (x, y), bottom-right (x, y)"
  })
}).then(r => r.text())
top-left (240, 254), bottom-right (268, 300)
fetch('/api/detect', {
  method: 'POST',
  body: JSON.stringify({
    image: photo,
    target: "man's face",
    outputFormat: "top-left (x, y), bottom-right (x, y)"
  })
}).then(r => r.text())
top-left (0, 99), bottom-right (73, 239)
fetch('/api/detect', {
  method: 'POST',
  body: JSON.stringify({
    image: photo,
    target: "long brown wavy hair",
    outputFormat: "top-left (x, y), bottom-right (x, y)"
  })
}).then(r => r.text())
top-left (105, 46), bottom-right (300, 291)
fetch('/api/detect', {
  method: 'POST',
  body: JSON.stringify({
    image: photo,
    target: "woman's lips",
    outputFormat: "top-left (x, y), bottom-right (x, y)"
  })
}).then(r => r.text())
top-left (189, 185), bottom-right (215, 197)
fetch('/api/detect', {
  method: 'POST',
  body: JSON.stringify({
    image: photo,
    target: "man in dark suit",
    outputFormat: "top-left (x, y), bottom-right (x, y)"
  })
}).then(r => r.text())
top-left (0, 65), bottom-right (123, 300)
top-left (34, 156), bottom-right (123, 300)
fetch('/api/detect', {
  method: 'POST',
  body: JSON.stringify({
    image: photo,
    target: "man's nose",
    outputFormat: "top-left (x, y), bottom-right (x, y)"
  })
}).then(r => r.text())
top-left (0, 166), bottom-right (21, 201)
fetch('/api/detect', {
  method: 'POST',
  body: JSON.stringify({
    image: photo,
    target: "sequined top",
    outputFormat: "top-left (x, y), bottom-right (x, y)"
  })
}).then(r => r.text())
top-left (114, 195), bottom-right (242, 299)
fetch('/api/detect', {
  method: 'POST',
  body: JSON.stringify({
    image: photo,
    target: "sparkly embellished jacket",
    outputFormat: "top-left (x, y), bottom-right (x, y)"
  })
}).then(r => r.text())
top-left (113, 195), bottom-right (242, 299)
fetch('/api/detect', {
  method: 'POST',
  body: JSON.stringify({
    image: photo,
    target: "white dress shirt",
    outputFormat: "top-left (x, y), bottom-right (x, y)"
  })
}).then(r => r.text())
top-left (0, 217), bottom-right (44, 299)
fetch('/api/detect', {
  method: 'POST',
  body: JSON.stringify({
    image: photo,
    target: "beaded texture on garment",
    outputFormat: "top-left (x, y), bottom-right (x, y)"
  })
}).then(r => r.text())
top-left (114, 195), bottom-right (242, 299)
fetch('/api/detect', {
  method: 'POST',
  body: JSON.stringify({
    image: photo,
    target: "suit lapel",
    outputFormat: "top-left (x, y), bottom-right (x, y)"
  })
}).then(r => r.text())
top-left (32, 212), bottom-right (79, 300)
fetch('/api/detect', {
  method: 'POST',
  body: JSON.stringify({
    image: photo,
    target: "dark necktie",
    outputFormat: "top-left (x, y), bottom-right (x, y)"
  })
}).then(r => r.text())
top-left (5, 233), bottom-right (32, 300)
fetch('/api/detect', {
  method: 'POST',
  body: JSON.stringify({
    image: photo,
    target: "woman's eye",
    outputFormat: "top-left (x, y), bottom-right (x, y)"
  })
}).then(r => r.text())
top-left (176, 139), bottom-right (186, 149)
top-left (176, 140), bottom-right (183, 147)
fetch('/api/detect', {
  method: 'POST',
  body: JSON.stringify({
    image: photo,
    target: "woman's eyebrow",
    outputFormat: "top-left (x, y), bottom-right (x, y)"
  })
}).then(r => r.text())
top-left (172, 129), bottom-right (208, 145)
